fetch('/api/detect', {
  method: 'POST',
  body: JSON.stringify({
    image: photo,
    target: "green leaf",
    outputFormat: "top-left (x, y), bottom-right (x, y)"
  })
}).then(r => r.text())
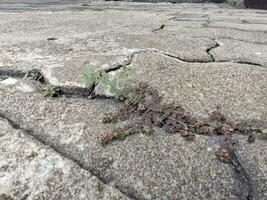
top-left (125, 79), bottom-right (134, 86)
top-left (109, 81), bottom-right (117, 94)
top-left (99, 72), bottom-right (110, 85)
top-left (80, 77), bottom-right (87, 84)
top-left (118, 80), bottom-right (126, 87)
top-left (118, 79), bottom-right (134, 88)
top-left (118, 67), bottom-right (134, 78)
top-left (81, 68), bottom-right (94, 83)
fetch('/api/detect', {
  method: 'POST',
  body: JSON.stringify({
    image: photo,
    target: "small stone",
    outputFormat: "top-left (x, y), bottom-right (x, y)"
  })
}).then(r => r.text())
top-left (247, 134), bottom-right (256, 143)
top-left (235, 166), bottom-right (242, 173)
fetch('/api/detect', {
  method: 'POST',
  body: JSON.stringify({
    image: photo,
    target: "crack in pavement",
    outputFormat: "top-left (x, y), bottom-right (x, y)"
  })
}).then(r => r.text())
top-left (235, 61), bottom-right (264, 67)
top-left (190, 36), bottom-right (267, 46)
top-left (0, 68), bottom-right (27, 78)
top-left (206, 39), bottom-right (220, 62)
top-left (0, 63), bottom-right (265, 200)
top-left (0, 94), bottom-right (261, 200)
top-left (119, 47), bottom-right (264, 68)
top-left (0, 68), bottom-right (96, 98)
top-left (148, 47), bottom-right (264, 67)
top-left (90, 50), bottom-right (264, 200)
top-left (0, 46), bottom-right (265, 100)
top-left (205, 26), bottom-right (267, 34)
top-left (0, 45), bottom-right (265, 100)
top-left (116, 48), bottom-right (215, 64)
top-left (105, 51), bottom-right (138, 73)
top-left (0, 112), bottom-right (134, 200)
top-left (230, 143), bottom-right (259, 200)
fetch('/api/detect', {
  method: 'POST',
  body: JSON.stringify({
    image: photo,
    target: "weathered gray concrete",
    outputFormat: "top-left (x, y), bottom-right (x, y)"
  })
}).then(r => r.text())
top-left (233, 134), bottom-right (267, 200)
top-left (210, 39), bottom-right (267, 66)
top-left (0, 116), bottom-right (130, 200)
top-left (0, 80), bottom-right (250, 200)
top-left (106, 51), bottom-right (266, 122)
top-left (0, 1), bottom-right (266, 200)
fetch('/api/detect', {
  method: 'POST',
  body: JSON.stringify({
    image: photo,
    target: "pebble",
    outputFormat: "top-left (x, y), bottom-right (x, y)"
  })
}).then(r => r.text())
top-left (247, 134), bottom-right (256, 143)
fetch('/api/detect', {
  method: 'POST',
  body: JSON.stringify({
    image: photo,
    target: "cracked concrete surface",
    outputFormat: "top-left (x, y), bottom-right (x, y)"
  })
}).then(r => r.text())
top-left (97, 51), bottom-right (267, 123)
top-left (210, 39), bottom-right (267, 66)
top-left (0, 116), bottom-right (130, 200)
top-left (0, 81), bottom-right (251, 200)
top-left (0, 1), bottom-right (267, 200)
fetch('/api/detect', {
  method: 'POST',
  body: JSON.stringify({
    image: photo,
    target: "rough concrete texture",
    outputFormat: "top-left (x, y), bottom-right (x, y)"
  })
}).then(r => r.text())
top-left (0, 1), bottom-right (267, 200)
top-left (210, 39), bottom-right (267, 66)
top-left (0, 81), bottom-right (250, 200)
top-left (233, 134), bottom-right (267, 200)
top-left (111, 33), bottom-right (216, 61)
top-left (96, 51), bottom-right (267, 123)
top-left (0, 116), bottom-right (129, 200)
top-left (42, 53), bottom-right (131, 87)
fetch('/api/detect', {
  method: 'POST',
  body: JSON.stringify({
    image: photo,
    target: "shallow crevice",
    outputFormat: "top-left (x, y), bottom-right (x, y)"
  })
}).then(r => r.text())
top-left (0, 69), bottom-right (26, 78)
top-left (0, 67), bottom-right (265, 200)
top-left (206, 40), bottom-right (220, 62)
top-left (0, 51), bottom-right (264, 102)
top-left (105, 52), bottom-right (137, 73)
top-left (160, 51), bottom-right (213, 63)
top-left (0, 112), bottom-right (134, 200)
top-left (1, 111), bottom-right (260, 200)
top-left (235, 61), bottom-right (263, 67)
top-left (206, 59), bottom-right (264, 68)
top-left (152, 24), bottom-right (165, 32)
top-left (57, 84), bottom-right (95, 98)
top-left (149, 47), bottom-right (264, 68)
top-left (230, 144), bottom-right (259, 200)
top-left (190, 36), bottom-right (267, 46)
top-left (125, 48), bottom-right (214, 63)
top-left (0, 68), bottom-right (96, 99)
top-left (202, 25), bottom-right (267, 34)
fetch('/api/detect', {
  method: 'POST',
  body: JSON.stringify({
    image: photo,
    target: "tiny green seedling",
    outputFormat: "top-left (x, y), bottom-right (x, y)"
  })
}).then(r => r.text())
top-left (82, 66), bottom-right (135, 95)
top-left (42, 84), bottom-right (60, 97)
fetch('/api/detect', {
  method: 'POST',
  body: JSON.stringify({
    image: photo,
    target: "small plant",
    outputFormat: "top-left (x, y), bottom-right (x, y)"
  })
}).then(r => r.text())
top-left (100, 83), bottom-right (194, 145)
top-left (216, 148), bottom-right (232, 163)
top-left (82, 66), bottom-right (263, 152)
top-left (42, 84), bottom-right (60, 97)
top-left (82, 66), bottom-right (134, 95)
top-left (101, 124), bottom-right (142, 145)
top-left (99, 81), bottom-right (264, 150)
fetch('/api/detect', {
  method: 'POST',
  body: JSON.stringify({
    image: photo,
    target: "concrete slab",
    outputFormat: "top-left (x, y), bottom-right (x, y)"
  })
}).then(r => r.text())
top-left (42, 53), bottom-right (131, 87)
top-left (211, 39), bottom-right (267, 66)
top-left (0, 2), bottom-right (267, 200)
top-left (0, 116), bottom-right (129, 200)
top-left (0, 80), bottom-right (249, 200)
top-left (112, 33), bottom-right (216, 62)
top-left (163, 26), bottom-right (267, 44)
top-left (106, 51), bottom-right (267, 123)
top-left (233, 135), bottom-right (267, 200)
